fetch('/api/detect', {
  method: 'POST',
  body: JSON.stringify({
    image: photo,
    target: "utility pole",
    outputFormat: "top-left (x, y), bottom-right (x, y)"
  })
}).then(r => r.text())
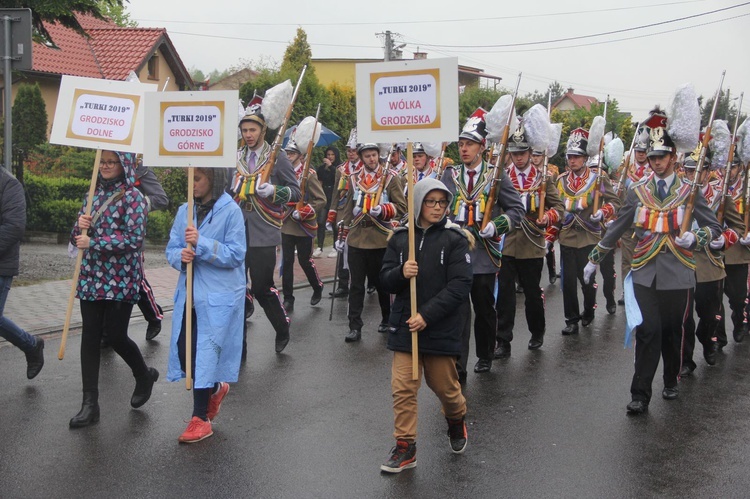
top-left (384, 30), bottom-right (392, 62)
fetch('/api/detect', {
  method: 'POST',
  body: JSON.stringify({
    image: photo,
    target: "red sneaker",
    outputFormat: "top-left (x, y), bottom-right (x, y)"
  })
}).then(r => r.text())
top-left (207, 382), bottom-right (230, 421)
top-left (178, 417), bottom-right (213, 444)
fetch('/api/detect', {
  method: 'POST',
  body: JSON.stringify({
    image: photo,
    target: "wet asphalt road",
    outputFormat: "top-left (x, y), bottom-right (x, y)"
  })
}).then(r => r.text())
top-left (3, 272), bottom-right (750, 498)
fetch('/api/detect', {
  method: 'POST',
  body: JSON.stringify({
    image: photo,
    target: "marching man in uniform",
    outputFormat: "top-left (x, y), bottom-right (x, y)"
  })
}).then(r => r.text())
top-left (441, 109), bottom-right (525, 377)
top-left (557, 127), bottom-right (620, 335)
top-left (336, 143), bottom-right (407, 342)
top-left (495, 124), bottom-right (564, 357)
top-left (280, 137), bottom-right (326, 312)
top-left (584, 109), bottom-right (721, 414)
top-left (231, 102), bottom-right (301, 354)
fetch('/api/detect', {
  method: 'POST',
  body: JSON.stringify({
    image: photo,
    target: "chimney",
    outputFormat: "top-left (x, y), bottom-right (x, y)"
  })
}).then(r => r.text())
top-left (413, 50), bottom-right (427, 60)
top-left (567, 87), bottom-right (575, 94)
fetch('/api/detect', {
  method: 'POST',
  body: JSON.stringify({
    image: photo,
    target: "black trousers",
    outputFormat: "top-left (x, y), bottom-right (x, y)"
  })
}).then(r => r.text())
top-left (718, 263), bottom-right (748, 343)
top-left (177, 307), bottom-right (216, 420)
top-left (599, 248), bottom-right (616, 306)
top-left (631, 284), bottom-right (691, 402)
top-left (457, 273), bottom-right (497, 373)
top-left (80, 300), bottom-right (147, 393)
top-left (246, 245), bottom-right (289, 336)
top-left (545, 241), bottom-right (557, 277)
top-left (560, 244), bottom-right (597, 324)
top-left (497, 256), bottom-right (544, 343)
top-left (281, 233), bottom-right (323, 301)
top-left (136, 276), bottom-right (163, 324)
top-left (683, 280), bottom-right (722, 369)
top-left (347, 246), bottom-right (389, 331)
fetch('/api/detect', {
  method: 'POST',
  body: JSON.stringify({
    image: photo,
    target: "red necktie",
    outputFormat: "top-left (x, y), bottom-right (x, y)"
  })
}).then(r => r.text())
top-left (467, 170), bottom-right (476, 193)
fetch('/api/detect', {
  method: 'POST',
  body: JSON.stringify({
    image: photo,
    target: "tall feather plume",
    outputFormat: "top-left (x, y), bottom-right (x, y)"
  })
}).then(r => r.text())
top-left (378, 143), bottom-right (392, 159)
top-left (522, 104), bottom-right (550, 152)
top-left (262, 80), bottom-right (293, 130)
top-left (737, 118), bottom-right (750, 165)
top-left (667, 83), bottom-right (701, 153)
top-left (604, 131), bottom-right (615, 145)
top-left (422, 142), bottom-right (443, 158)
top-left (604, 137), bottom-right (625, 172)
top-left (547, 123), bottom-right (563, 158)
top-left (587, 116), bottom-right (605, 157)
top-left (295, 116), bottom-right (321, 148)
top-left (709, 119), bottom-right (731, 168)
top-left (485, 94), bottom-right (517, 144)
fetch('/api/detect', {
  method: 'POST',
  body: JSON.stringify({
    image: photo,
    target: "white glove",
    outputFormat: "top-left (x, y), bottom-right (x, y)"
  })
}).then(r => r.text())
top-left (326, 222), bottom-right (333, 231)
top-left (256, 182), bottom-right (275, 198)
top-left (479, 222), bottom-right (496, 239)
top-left (292, 210), bottom-right (301, 221)
top-left (583, 261), bottom-right (597, 284)
top-left (741, 234), bottom-right (750, 246)
top-left (589, 210), bottom-right (604, 223)
top-left (709, 235), bottom-right (725, 250)
top-left (369, 204), bottom-right (382, 218)
top-left (334, 240), bottom-right (346, 253)
top-left (353, 206), bottom-right (362, 217)
top-left (674, 231), bottom-right (696, 249)
top-left (604, 219), bottom-right (615, 229)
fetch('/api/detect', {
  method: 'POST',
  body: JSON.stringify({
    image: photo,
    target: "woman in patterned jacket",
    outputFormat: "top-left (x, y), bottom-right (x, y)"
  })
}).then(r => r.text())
top-left (68, 150), bottom-right (158, 428)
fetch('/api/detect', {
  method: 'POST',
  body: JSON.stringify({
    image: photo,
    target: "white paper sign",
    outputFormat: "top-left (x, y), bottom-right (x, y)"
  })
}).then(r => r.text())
top-left (356, 58), bottom-right (458, 143)
top-left (50, 76), bottom-right (155, 152)
top-left (143, 90), bottom-right (239, 167)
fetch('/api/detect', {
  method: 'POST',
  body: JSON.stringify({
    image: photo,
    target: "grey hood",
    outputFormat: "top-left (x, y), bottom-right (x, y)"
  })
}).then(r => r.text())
top-left (413, 177), bottom-right (453, 223)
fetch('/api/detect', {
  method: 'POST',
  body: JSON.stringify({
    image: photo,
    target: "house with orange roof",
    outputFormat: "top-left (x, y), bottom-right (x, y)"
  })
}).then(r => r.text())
top-left (551, 87), bottom-right (600, 112)
top-left (3, 14), bottom-right (192, 137)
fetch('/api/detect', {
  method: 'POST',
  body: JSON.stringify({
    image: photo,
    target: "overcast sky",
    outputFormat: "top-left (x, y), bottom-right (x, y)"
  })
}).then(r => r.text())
top-left (128, 0), bottom-right (750, 121)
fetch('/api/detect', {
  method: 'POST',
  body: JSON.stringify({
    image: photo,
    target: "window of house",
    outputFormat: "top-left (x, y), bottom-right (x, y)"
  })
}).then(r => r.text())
top-left (147, 54), bottom-right (159, 80)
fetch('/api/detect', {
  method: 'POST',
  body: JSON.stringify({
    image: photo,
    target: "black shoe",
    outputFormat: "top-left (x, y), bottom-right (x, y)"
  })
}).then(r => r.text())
top-left (606, 302), bottom-right (616, 315)
top-left (345, 330), bottom-right (361, 343)
top-left (458, 370), bottom-right (467, 385)
top-left (562, 323), bottom-right (579, 335)
top-left (626, 400), bottom-right (648, 415)
top-left (378, 322), bottom-right (389, 333)
top-left (494, 340), bottom-right (511, 358)
top-left (703, 343), bottom-right (717, 366)
top-left (528, 336), bottom-right (544, 350)
top-left (662, 387), bottom-right (679, 400)
top-left (473, 358), bottom-right (492, 373)
top-left (25, 337), bottom-right (45, 379)
top-left (245, 295), bottom-right (255, 319)
top-left (581, 315), bottom-right (594, 327)
top-left (446, 417), bottom-right (468, 454)
top-left (548, 274), bottom-right (557, 285)
top-left (146, 321), bottom-right (162, 341)
top-left (380, 440), bottom-right (416, 473)
top-left (679, 364), bottom-right (695, 377)
top-left (310, 287), bottom-right (323, 306)
top-left (516, 284), bottom-right (524, 294)
top-left (69, 392), bottom-right (100, 428)
top-left (617, 297), bottom-right (625, 306)
top-left (332, 287), bottom-right (349, 298)
top-left (131, 367), bottom-right (159, 408)
top-left (275, 328), bottom-right (290, 353)
top-left (733, 326), bottom-right (746, 343)
top-left (367, 285), bottom-right (376, 295)
top-left (283, 299), bottom-right (294, 313)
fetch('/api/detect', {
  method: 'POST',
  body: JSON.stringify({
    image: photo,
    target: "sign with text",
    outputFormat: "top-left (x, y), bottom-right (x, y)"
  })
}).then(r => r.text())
top-left (50, 76), bottom-right (155, 152)
top-left (356, 58), bottom-right (458, 143)
top-left (143, 90), bottom-right (238, 167)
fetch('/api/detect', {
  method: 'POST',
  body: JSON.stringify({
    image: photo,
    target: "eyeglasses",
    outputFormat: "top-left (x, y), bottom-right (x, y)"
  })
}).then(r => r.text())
top-left (99, 160), bottom-right (120, 167)
top-left (423, 199), bottom-right (449, 207)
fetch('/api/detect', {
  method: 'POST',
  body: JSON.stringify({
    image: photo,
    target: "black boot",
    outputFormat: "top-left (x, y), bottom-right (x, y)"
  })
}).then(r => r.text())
top-left (131, 367), bottom-right (159, 408)
top-left (25, 337), bottom-right (45, 379)
top-left (69, 391), bottom-right (100, 428)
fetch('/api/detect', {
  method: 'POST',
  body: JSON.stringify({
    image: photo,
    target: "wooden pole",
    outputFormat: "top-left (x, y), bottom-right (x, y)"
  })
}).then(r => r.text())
top-left (59, 149), bottom-right (102, 360)
top-left (407, 143), bottom-right (418, 380)
top-left (185, 167), bottom-right (194, 390)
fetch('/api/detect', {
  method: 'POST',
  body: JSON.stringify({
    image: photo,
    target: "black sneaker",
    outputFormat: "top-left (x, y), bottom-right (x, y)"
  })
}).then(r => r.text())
top-left (26, 337), bottom-right (45, 379)
top-left (380, 440), bottom-right (417, 473)
top-left (367, 285), bottom-right (376, 295)
top-left (146, 321), bottom-right (162, 341)
top-left (447, 417), bottom-right (468, 454)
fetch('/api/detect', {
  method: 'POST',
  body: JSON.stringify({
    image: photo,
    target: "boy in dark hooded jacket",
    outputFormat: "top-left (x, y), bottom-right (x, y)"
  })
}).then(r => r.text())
top-left (379, 178), bottom-right (473, 473)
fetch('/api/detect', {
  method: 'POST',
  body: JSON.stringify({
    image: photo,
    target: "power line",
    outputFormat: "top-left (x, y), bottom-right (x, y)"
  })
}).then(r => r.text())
top-left (168, 31), bottom-right (381, 49)
top-left (134, 0), bottom-right (707, 27)
top-left (407, 1), bottom-right (749, 49)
